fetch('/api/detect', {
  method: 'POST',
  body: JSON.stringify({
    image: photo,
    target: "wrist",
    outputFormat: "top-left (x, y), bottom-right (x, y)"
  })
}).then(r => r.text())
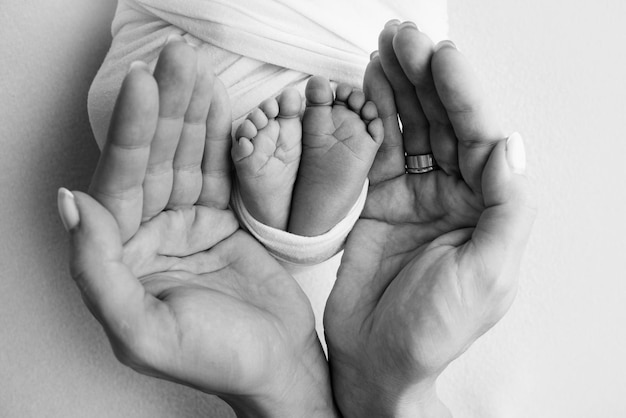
top-left (224, 338), bottom-right (340, 418)
top-left (393, 384), bottom-right (451, 418)
top-left (329, 355), bottom-right (450, 418)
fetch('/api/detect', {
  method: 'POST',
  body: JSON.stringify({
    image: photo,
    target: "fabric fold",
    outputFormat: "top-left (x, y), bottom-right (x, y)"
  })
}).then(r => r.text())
top-left (88, 0), bottom-right (448, 148)
top-left (231, 179), bottom-right (369, 265)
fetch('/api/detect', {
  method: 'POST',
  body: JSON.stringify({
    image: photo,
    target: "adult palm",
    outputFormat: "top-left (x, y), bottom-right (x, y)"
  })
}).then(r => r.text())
top-left (64, 41), bottom-right (332, 417)
top-left (324, 24), bottom-right (535, 416)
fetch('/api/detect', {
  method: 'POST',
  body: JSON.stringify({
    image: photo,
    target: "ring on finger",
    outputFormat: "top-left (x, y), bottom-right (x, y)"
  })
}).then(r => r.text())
top-left (406, 153), bottom-right (439, 174)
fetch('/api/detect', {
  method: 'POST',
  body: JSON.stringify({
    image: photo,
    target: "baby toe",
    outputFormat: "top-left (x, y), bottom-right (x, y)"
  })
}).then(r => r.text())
top-left (367, 118), bottom-right (385, 144)
top-left (237, 119), bottom-right (257, 140)
top-left (347, 89), bottom-right (366, 113)
top-left (334, 83), bottom-right (353, 104)
top-left (361, 101), bottom-right (379, 122)
top-left (277, 87), bottom-right (303, 118)
top-left (231, 136), bottom-right (254, 162)
top-left (259, 97), bottom-right (279, 119)
top-left (248, 108), bottom-right (269, 130)
top-left (305, 76), bottom-right (334, 106)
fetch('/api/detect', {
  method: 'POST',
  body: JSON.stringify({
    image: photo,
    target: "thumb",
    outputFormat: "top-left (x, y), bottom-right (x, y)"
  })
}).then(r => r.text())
top-left (58, 188), bottom-right (149, 339)
top-left (464, 133), bottom-right (537, 304)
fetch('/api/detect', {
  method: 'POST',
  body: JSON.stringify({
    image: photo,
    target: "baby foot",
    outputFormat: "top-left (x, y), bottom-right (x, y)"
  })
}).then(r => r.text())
top-left (232, 88), bottom-right (303, 230)
top-left (288, 77), bottom-right (383, 236)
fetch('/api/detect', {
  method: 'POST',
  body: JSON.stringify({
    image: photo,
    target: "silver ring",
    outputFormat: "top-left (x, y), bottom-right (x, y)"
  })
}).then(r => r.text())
top-left (406, 153), bottom-right (438, 174)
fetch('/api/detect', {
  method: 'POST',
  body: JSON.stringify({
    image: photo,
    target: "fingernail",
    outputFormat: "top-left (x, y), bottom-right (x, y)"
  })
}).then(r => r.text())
top-left (506, 132), bottom-right (526, 174)
top-left (435, 40), bottom-right (458, 52)
top-left (128, 60), bottom-right (147, 74)
top-left (58, 188), bottom-right (80, 231)
top-left (370, 50), bottom-right (379, 60)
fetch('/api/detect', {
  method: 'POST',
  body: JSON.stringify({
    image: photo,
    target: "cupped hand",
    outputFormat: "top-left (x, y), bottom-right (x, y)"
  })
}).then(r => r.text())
top-left (324, 23), bottom-right (536, 417)
top-left (60, 40), bottom-right (335, 417)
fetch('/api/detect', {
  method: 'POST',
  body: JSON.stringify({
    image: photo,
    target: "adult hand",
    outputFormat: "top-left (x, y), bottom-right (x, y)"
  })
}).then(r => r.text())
top-left (324, 22), bottom-right (536, 417)
top-left (59, 39), bottom-right (336, 418)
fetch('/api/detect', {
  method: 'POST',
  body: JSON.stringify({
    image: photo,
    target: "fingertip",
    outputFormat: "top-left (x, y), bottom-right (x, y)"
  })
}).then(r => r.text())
top-left (434, 40), bottom-right (458, 52)
top-left (69, 192), bottom-right (136, 287)
top-left (506, 132), bottom-right (526, 175)
top-left (58, 188), bottom-right (79, 232)
top-left (482, 133), bottom-right (528, 202)
top-left (384, 19), bottom-right (401, 28)
top-left (398, 21), bottom-right (418, 30)
top-left (481, 140), bottom-right (510, 205)
top-left (482, 136), bottom-right (534, 217)
top-left (111, 66), bottom-right (159, 148)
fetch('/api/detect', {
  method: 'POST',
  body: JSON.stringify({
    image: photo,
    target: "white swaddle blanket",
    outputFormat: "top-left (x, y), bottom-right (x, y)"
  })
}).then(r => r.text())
top-left (88, 0), bottom-right (448, 148)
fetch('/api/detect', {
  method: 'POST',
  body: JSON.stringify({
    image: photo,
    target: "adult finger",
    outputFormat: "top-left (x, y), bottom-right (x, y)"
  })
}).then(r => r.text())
top-left (59, 189), bottom-right (154, 355)
top-left (461, 134), bottom-right (536, 316)
top-left (431, 42), bottom-right (504, 193)
top-left (378, 20), bottom-right (430, 156)
top-left (142, 38), bottom-right (198, 219)
top-left (168, 47), bottom-right (215, 208)
top-left (363, 52), bottom-right (405, 183)
top-left (198, 76), bottom-right (233, 209)
top-left (393, 25), bottom-right (459, 176)
top-left (89, 62), bottom-right (158, 242)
